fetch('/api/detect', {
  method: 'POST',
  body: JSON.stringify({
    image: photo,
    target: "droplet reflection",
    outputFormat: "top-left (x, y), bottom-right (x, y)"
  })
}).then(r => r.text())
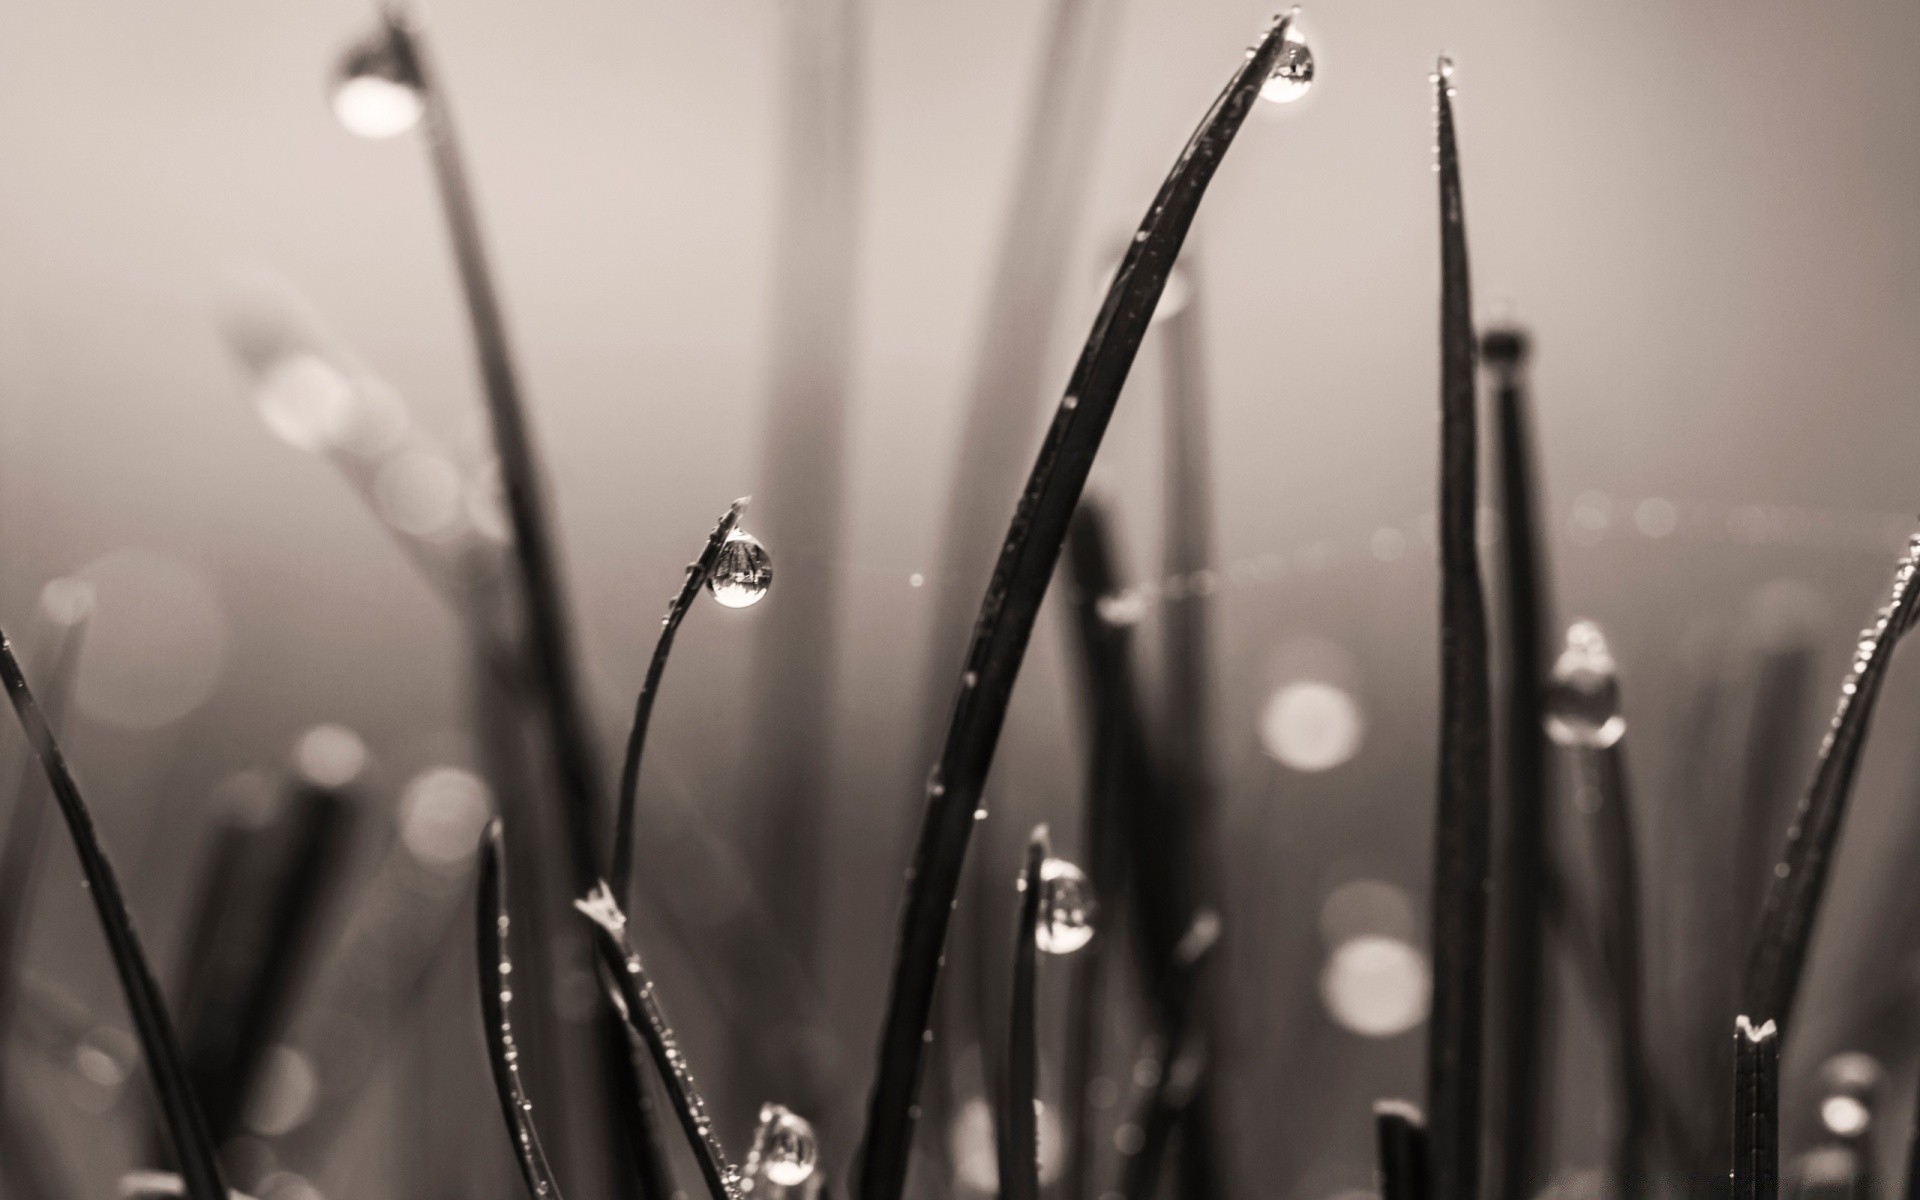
top-left (331, 27), bottom-right (424, 138)
top-left (1261, 14), bottom-right (1315, 104)
top-left (1544, 619), bottom-right (1625, 748)
top-left (1036, 856), bottom-right (1096, 955)
top-left (710, 529), bottom-right (774, 609)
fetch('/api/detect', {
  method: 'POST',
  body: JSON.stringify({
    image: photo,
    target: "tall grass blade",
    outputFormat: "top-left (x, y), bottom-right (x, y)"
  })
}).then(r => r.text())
top-left (578, 884), bottom-right (741, 1200)
top-left (1733, 1016), bottom-right (1779, 1200)
top-left (1375, 1101), bottom-right (1431, 1200)
top-left (1425, 57), bottom-right (1495, 1200)
top-left (1742, 531), bottom-right (1920, 1030)
top-left (613, 498), bottom-right (748, 908)
top-left (853, 22), bottom-right (1295, 1192)
top-left (997, 829), bottom-right (1048, 1200)
top-left (479, 821), bottom-right (566, 1200)
top-left (0, 629), bottom-right (226, 1200)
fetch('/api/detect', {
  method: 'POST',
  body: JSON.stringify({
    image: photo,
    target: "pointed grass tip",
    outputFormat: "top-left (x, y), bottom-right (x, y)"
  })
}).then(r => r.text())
top-left (1479, 326), bottom-right (1531, 367)
top-left (1374, 1098), bottom-right (1427, 1125)
top-left (574, 881), bottom-right (628, 935)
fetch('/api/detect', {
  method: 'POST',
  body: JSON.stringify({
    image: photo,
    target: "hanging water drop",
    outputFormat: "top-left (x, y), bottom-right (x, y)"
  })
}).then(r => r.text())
top-left (709, 529), bottom-right (774, 609)
top-left (331, 24), bottom-right (425, 138)
top-left (1261, 14), bottom-right (1314, 104)
top-left (1036, 856), bottom-right (1096, 955)
top-left (1544, 619), bottom-right (1625, 748)
top-left (754, 1103), bottom-right (819, 1188)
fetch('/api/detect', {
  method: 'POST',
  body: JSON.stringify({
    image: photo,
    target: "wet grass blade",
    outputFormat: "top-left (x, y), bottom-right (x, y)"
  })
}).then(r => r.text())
top-left (998, 829), bottom-right (1048, 1200)
top-left (1742, 531), bottom-right (1920, 1030)
top-left (1118, 911), bottom-right (1221, 1200)
top-left (1376, 1101), bottom-right (1432, 1200)
top-left (1583, 738), bottom-right (1653, 1193)
top-left (1733, 1016), bottom-right (1779, 1200)
top-left (853, 20), bottom-right (1296, 1200)
top-left (1481, 326), bottom-right (1554, 1200)
top-left (578, 884), bottom-right (740, 1200)
top-left (612, 498), bottom-right (748, 908)
top-left (478, 821), bottom-right (566, 1200)
top-left (1425, 58), bottom-right (1495, 1200)
top-left (0, 629), bottom-right (226, 1200)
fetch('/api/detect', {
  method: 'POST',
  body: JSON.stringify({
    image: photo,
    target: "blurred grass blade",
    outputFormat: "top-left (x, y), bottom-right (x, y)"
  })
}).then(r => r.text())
top-left (997, 829), bottom-right (1048, 1200)
top-left (478, 821), bottom-right (566, 1200)
top-left (1118, 911), bottom-right (1220, 1200)
top-left (1481, 327), bottom-right (1554, 1200)
top-left (854, 21), bottom-right (1295, 1191)
top-left (1733, 1016), bottom-right (1779, 1200)
top-left (613, 499), bottom-right (748, 908)
top-left (1742, 531), bottom-right (1920, 1030)
top-left (578, 884), bottom-right (740, 1200)
top-left (1376, 1101), bottom-right (1432, 1200)
top-left (1425, 57), bottom-right (1494, 1200)
top-left (0, 629), bottom-right (227, 1200)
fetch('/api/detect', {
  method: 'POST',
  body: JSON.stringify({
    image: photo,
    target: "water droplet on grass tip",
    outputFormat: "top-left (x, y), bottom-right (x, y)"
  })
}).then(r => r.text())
top-left (1261, 18), bottom-right (1314, 104)
top-left (753, 1104), bottom-right (818, 1187)
top-left (331, 27), bottom-right (424, 138)
top-left (1036, 857), bottom-right (1095, 954)
top-left (709, 530), bottom-right (773, 609)
top-left (1544, 619), bottom-right (1625, 748)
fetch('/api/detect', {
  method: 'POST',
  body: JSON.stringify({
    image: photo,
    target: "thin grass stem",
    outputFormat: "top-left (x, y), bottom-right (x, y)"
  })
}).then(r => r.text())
top-left (1426, 57), bottom-right (1495, 1200)
top-left (613, 499), bottom-right (748, 909)
top-left (0, 629), bottom-right (226, 1200)
top-left (1742, 531), bottom-right (1920, 1031)
top-left (1733, 1016), bottom-right (1779, 1200)
top-left (1583, 739), bottom-right (1653, 1194)
top-left (1376, 1101), bottom-right (1432, 1200)
top-left (854, 28), bottom-right (1295, 1184)
top-left (998, 829), bottom-right (1048, 1200)
top-left (478, 821), bottom-right (566, 1200)
top-left (578, 884), bottom-right (741, 1200)
top-left (1118, 911), bottom-right (1220, 1200)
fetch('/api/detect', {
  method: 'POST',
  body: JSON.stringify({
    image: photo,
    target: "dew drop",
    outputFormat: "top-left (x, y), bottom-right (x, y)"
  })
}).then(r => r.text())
top-left (331, 27), bottom-right (424, 138)
top-left (1544, 619), bottom-right (1625, 748)
top-left (754, 1104), bottom-right (818, 1188)
top-left (1036, 856), bottom-right (1096, 955)
top-left (1261, 18), bottom-right (1314, 104)
top-left (709, 530), bottom-right (774, 609)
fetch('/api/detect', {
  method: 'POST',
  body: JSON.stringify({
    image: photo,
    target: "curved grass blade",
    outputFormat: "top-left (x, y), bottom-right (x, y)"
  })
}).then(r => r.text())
top-left (854, 20), bottom-right (1297, 1198)
top-left (1376, 1101), bottom-right (1432, 1200)
top-left (380, 13), bottom-right (668, 1197)
top-left (577, 884), bottom-right (741, 1200)
top-left (478, 821), bottom-right (566, 1200)
top-left (997, 828), bottom-right (1048, 1200)
top-left (1425, 57), bottom-right (1495, 1200)
top-left (1742, 530), bottom-right (1920, 1030)
top-left (613, 499), bottom-right (748, 909)
top-left (1481, 326), bottom-right (1554, 1200)
top-left (1733, 1016), bottom-right (1779, 1200)
top-left (1118, 911), bottom-right (1221, 1200)
top-left (0, 630), bottom-right (226, 1200)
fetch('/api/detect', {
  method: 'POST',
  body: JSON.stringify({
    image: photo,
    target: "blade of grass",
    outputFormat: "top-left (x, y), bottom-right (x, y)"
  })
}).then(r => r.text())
top-left (613, 499), bottom-right (747, 910)
top-left (577, 884), bottom-right (740, 1200)
top-left (1480, 326), bottom-right (1554, 1200)
top-left (1425, 57), bottom-right (1494, 1200)
top-left (1742, 531), bottom-right (1920, 1031)
top-left (1734, 1016), bottom-right (1779, 1200)
top-left (1118, 911), bottom-right (1220, 1200)
top-left (0, 629), bottom-right (226, 1200)
top-left (1376, 1101), bottom-right (1432, 1200)
top-left (997, 829), bottom-right (1048, 1200)
top-left (383, 12), bottom-right (667, 1197)
top-left (478, 821), bottom-right (566, 1200)
top-left (855, 23), bottom-right (1296, 1185)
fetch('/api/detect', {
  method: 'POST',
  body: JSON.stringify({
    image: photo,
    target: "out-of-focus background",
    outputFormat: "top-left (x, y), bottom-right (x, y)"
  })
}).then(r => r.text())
top-left (5, 2), bottom-right (1920, 1198)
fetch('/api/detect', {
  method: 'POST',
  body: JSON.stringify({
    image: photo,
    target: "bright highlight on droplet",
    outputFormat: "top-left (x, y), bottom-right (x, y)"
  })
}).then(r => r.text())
top-left (1260, 680), bottom-right (1365, 771)
top-left (709, 529), bottom-right (773, 609)
top-left (331, 28), bottom-right (424, 138)
top-left (294, 724), bottom-right (368, 789)
top-left (375, 451), bottom-right (463, 539)
top-left (1544, 619), bottom-right (1625, 748)
top-left (38, 577), bottom-right (97, 627)
top-left (950, 1096), bottom-right (1065, 1191)
top-left (1261, 14), bottom-right (1315, 104)
top-left (1821, 1095), bottom-right (1870, 1139)
top-left (245, 1044), bottom-right (320, 1136)
top-left (1321, 935), bottom-right (1430, 1037)
top-left (254, 354), bottom-right (359, 451)
top-left (72, 550), bottom-right (227, 732)
top-left (399, 767), bottom-right (494, 868)
top-left (1036, 856), bottom-right (1096, 955)
top-left (1319, 878), bottom-right (1417, 945)
top-left (752, 1103), bottom-right (819, 1188)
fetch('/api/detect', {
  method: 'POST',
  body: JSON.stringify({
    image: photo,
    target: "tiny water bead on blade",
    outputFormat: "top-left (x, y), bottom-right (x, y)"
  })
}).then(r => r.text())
top-left (1260, 12), bottom-right (1314, 104)
top-left (709, 529), bottom-right (774, 609)
top-left (331, 23), bottom-right (424, 138)
top-left (748, 1104), bottom-right (819, 1189)
top-left (1033, 856), bottom-right (1095, 955)
top-left (1544, 619), bottom-right (1625, 748)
